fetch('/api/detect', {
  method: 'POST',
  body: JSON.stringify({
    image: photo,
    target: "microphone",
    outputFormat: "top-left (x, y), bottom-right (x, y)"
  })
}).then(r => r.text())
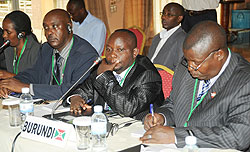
top-left (0, 40), bottom-right (10, 51)
top-left (50, 56), bottom-right (102, 119)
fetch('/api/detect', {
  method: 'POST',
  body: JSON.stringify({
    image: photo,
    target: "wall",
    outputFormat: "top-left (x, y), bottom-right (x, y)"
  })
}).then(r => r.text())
top-left (104, 0), bottom-right (125, 33)
top-left (32, 0), bottom-right (54, 43)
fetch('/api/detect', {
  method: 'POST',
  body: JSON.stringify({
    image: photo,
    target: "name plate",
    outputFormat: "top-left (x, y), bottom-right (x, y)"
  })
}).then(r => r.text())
top-left (21, 116), bottom-right (74, 148)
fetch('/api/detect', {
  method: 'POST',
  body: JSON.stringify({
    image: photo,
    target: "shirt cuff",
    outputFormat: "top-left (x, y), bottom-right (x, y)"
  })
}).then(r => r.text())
top-left (159, 113), bottom-right (167, 126)
top-left (96, 73), bottom-right (104, 79)
top-left (66, 94), bottom-right (82, 105)
top-left (29, 84), bottom-right (34, 96)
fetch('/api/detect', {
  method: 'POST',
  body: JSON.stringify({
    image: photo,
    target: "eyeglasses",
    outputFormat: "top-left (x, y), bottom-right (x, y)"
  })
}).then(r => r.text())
top-left (160, 12), bottom-right (180, 17)
top-left (183, 48), bottom-right (220, 71)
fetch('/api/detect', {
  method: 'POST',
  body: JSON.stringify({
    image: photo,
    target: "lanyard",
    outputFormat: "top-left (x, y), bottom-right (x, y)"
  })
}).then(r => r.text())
top-left (119, 61), bottom-right (135, 86)
top-left (184, 79), bottom-right (208, 127)
top-left (51, 37), bottom-right (74, 85)
top-left (13, 38), bottom-right (28, 74)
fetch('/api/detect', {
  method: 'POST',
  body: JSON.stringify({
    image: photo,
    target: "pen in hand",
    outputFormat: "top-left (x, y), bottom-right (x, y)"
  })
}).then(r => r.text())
top-left (150, 104), bottom-right (155, 126)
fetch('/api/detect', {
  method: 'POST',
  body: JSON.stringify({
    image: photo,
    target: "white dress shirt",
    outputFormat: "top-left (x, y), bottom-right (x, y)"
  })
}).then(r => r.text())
top-left (197, 48), bottom-right (231, 98)
top-left (182, 0), bottom-right (220, 11)
top-left (150, 25), bottom-right (180, 62)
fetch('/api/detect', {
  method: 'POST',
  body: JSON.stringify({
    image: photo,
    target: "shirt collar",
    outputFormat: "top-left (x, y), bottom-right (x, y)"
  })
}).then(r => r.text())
top-left (210, 48), bottom-right (231, 82)
top-left (113, 61), bottom-right (135, 85)
top-left (201, 48), bottom-right (231, 87)
top-left (54, 37), bottom-right (73, 59)
top-left (160, 24), bottom-right (180, 39)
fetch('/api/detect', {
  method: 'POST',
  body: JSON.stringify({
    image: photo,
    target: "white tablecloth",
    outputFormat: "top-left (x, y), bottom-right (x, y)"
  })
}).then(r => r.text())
top-left (0, 101), bottom-right (241, 152)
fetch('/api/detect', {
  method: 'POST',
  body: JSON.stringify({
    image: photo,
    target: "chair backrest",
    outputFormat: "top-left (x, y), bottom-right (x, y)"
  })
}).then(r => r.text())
top-left (154, 64), bottom-right (174, 99)
top-left (128, 26), bottom-right (146, 55)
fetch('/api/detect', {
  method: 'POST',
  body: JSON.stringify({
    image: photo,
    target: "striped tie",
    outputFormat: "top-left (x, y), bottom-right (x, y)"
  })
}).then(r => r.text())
top-left (197, 80), bottom-right (210, 101)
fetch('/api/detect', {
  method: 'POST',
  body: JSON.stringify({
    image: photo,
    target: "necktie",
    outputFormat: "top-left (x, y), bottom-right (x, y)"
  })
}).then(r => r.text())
top-left (197, 80), bottom-right (210, 101)
top-left (52, 53), bottom-right (61, 85)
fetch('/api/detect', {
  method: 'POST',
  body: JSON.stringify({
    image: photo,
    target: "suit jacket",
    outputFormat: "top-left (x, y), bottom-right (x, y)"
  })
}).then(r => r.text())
top-left (72, 55), bottom-right (164, 119)
top-left (15, 34), bottom-right (98, 100)
top-left (147, 27), bottom-right (186, 71)
top-left (156, 52), bottom-right (250, 151)
top-left (4, 34), bottom-right (41, 74)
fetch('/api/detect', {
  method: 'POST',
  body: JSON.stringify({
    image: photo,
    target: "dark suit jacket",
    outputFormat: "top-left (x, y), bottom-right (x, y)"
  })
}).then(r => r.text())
top-left (4, 34), bottom-right (41, 74)
top-left (72, 55), bottom-right (164, 119)
top-left (15, 34), bottom-right (98, 100)
top-left (147, 27), bottom-right (186, 71)
top-left (157, 52), bottom-right (250, 151)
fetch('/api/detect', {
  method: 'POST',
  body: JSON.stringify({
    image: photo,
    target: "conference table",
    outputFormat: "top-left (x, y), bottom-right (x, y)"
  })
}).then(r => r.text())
top-left (0, 100), bottom-right (241, 152)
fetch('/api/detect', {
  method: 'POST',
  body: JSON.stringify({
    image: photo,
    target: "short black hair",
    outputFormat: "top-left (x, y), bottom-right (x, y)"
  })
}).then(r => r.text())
top-left (68, 0), bottom-right (86, 9)
top-left (4, 10), bottom-right (32, 35)
top-left (165, 2), bottom-right (184, 16)
top-left (114, 29), bottom-right (137, 49)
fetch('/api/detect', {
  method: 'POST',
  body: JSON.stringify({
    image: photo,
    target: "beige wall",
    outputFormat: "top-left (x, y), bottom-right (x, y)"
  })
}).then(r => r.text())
top-left (32, 0), bottom-right (54, 43)
top-left (104, 0), bottom-right (125, 34)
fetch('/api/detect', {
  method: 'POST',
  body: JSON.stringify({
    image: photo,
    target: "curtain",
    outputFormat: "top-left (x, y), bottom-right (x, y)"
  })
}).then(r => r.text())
top-left (85, 0), bottom-right (110, 34)
top-left (123, 0), bottom-right (154, 55)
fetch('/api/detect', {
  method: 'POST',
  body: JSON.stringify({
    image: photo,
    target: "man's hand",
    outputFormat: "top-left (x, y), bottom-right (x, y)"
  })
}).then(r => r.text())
top-left (97, 59), bottom-right (119, 75)
top-left (0, 78), bottom-right (29, 97)
top-left (140, 126), bottom-right (175, 144)
top-left (70, 96), bottom-right (88, 115)
top-left (144, 113), bottom-right (165, 130)
top-left (0, 70), bottom-right (16, 79)
top-left (0, 87), bottom-right (11, 98)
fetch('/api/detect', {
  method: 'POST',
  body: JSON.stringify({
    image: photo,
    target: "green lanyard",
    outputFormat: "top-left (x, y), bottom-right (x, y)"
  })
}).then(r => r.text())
top-left (13, 38), bottom-right (28, 74)
top-left (51, 37), bottom-right (74, 85)
top-left (184, 79), bottom-right (208, 127)
top-left (119, 61), bottom-right (135, 86)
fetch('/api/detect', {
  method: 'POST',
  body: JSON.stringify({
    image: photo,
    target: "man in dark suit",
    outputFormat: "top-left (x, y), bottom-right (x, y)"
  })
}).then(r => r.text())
top-left (140, 21), bottom-right (250, 151)
top-left (147, 2), bottom-right (186, 71)
top-left (0, 9), bottom-right (98, 100)
top-left (68, 29), bottom-right (164, 119)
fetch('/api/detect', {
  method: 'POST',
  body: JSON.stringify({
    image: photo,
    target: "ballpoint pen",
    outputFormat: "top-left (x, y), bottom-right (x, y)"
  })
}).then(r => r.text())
top-left (150, 104), bottom-right (154, 125)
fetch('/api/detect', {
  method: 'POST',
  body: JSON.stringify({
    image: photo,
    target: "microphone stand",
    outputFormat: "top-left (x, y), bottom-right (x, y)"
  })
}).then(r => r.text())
top-left (50, 57), bottom-right (102, 119)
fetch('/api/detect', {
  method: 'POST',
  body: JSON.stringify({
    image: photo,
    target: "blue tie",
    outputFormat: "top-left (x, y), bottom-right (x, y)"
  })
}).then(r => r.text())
top-left (197, 80), bottom-right (210, 101)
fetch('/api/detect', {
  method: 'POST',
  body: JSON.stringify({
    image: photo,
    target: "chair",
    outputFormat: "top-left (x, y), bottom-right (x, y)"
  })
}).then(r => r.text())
top-left (154, 64), bottom-right (174, 99)
top-left (128, 26), bottom-right (146, 55)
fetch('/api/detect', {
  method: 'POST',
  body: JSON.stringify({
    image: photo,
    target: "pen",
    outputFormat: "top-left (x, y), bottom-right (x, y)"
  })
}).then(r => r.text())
top-left (86, 99), bottom-right (92, 104)
top-left (150, 104), bottom-right (154, 125)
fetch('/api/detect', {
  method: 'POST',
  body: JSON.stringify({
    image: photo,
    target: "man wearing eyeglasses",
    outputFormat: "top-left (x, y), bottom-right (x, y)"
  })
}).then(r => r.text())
top-left (140, 21), bottom-right (250, 151)
top-left (147, 2), bottom-right (186, 71)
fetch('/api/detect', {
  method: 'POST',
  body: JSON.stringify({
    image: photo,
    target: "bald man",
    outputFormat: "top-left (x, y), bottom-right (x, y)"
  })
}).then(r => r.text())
top-left (140, 21), bottom-right (250, 151)
top-left (147, 2), bottom-right (186, 71)
top-left (0, 9), bottom-right (98, 100)
top-left (67, 29), bottom-right (164, 119)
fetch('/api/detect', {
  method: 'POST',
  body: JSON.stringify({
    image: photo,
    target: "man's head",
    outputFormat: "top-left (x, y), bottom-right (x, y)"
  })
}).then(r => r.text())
top-left (183, 21), bottom-right (228, 80)
top-left (161, 2), bottom-right (184, 30)
top-left (67, 0), bottom-right (87, 23)
top-left (105, 29), bottom-right (139, 74)
top-left (43, 9), bottom-right (73, 52)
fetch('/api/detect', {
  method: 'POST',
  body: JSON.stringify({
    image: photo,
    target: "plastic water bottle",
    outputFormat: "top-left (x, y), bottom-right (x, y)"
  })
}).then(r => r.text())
top-left (19, 87), bottom-right (34, 122)
top-left (91, 105), bottom-right (107, 152)
top-left (183, 136), bottom-right (199, 152)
